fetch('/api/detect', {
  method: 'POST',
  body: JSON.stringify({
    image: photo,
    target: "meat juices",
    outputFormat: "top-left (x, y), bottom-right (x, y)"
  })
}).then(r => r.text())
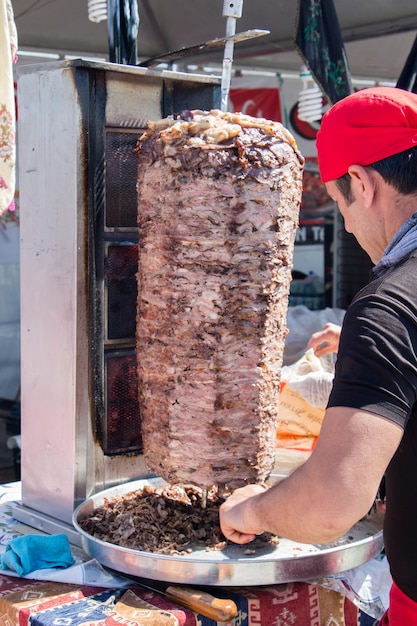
top-left (136, 110), bottom-right (304, 490)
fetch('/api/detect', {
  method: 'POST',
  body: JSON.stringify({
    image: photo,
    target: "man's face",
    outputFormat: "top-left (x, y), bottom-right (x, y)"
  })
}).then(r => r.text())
top-left (324, 178), bottom-right (374, 260)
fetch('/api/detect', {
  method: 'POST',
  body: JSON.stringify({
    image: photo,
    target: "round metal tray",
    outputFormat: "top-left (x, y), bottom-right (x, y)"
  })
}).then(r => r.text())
top-left (73, 477), bottom-right (384, 586)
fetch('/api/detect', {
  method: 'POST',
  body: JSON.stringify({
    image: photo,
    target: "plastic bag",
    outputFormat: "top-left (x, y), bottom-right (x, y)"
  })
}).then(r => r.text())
top-left (277, 348), bottom-right (334, 452)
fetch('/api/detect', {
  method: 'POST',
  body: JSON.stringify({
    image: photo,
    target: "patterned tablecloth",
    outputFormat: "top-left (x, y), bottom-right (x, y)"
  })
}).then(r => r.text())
top-left (0, 483), bottom-right (383, 626)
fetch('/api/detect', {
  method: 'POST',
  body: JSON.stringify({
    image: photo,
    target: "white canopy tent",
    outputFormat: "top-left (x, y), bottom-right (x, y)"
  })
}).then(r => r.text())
top-left (12, 0), bottom-right (417, 83)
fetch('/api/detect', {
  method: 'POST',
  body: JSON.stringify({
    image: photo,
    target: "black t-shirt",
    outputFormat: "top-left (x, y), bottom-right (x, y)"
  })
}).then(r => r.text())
top-left (327, 250), bottom-right (417, 601)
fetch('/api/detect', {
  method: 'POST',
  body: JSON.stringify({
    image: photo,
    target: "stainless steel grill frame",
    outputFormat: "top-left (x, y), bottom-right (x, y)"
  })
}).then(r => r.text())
top-left (17, 59), bottom-right (220, 527)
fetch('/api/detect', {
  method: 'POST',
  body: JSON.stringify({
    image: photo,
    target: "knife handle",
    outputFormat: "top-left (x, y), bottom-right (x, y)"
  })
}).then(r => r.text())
top-left (165, 585), bottom-right (238, 622)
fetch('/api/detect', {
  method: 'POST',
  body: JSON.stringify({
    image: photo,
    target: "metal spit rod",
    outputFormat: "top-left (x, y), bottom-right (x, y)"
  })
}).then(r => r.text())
top-left (221, 0), bottom-right (243, 111)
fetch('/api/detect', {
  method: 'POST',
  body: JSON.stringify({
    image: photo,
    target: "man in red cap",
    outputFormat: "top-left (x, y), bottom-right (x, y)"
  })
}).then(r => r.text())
top-left (220, 86), bottom-right (417, 624)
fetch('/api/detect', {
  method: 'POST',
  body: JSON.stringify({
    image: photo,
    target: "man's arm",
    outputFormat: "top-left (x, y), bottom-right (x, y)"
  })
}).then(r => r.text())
top-left (219, 406), bottom-right (403, 544)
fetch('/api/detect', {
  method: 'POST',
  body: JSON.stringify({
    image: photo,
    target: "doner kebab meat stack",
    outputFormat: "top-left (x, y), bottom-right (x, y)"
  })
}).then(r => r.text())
top-left (136, 109), bottom-right (304, 491)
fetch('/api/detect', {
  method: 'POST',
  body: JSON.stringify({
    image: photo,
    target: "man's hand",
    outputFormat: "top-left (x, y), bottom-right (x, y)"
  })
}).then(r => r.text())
top-left (307, 322), bottom-right (341, 356)
top-left (219, 484), bottom-right (267, 544)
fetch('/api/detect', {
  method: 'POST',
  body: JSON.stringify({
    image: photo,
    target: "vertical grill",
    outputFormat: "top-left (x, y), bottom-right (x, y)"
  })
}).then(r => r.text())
top-left (17, 60), bottom-right (220, 527)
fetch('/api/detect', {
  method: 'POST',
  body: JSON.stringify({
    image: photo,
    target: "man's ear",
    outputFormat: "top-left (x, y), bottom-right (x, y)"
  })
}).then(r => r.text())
top-left (347, 164), bottom-right (376, 208)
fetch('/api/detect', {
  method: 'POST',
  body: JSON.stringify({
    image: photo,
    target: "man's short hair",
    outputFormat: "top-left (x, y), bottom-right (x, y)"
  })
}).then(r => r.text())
top-left (336, 146), bottom-right (417, 201)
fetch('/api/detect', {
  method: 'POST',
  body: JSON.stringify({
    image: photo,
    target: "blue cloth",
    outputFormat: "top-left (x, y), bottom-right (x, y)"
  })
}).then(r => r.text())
top-left (0, 534), bottom-right (74, 576)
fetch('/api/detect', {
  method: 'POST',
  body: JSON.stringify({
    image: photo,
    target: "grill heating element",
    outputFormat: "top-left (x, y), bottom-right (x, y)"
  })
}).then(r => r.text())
top-left (98, 132), bottom-right (140, 456)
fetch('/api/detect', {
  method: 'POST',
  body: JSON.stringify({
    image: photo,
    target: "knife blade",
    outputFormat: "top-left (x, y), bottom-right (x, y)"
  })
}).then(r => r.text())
top-left (137, 29), bottom-right (269, 68)
top-left (135, 578), bottom-right (238, 622)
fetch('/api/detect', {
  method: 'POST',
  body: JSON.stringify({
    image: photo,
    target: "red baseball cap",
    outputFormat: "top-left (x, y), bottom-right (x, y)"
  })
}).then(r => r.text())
top-left (316, 86), bottom-right (417, 182)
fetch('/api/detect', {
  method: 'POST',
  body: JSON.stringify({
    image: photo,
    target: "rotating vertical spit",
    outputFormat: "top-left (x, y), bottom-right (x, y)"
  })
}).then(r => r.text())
top-left (221, 0), bottom-right (243, 111)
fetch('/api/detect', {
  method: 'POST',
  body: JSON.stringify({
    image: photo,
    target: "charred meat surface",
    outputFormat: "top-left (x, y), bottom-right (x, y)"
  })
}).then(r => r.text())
top-left (136, 109), bottom-right (304, 490)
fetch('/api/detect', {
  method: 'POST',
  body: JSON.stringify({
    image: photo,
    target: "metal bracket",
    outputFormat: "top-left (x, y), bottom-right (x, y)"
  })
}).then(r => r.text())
top-left (223, 0), bottom-right (243, 19)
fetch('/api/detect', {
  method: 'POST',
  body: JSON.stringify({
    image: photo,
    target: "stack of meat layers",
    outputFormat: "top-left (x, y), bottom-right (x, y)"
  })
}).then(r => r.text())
top-left (136, 109), bottom-right (304, 490)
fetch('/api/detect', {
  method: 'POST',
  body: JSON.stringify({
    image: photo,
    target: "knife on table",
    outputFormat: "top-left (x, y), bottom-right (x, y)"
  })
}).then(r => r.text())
top-left (134, 578), bottom-right (238, 622)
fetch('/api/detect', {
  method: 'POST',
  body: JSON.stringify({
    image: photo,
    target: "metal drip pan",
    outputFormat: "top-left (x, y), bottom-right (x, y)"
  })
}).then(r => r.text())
top-left (73, 477), bottom-right (384, 586)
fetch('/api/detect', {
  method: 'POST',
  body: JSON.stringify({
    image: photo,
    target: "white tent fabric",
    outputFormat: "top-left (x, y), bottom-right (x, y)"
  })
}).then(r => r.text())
top-left (11, 0), bottom-right (417, 82)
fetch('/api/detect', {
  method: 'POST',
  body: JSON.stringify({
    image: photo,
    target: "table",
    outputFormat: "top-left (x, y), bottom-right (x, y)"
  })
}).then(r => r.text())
top-left (0, 483), bottom-right (382, 625)
top-left (0, 574), bottom-right (374, 626)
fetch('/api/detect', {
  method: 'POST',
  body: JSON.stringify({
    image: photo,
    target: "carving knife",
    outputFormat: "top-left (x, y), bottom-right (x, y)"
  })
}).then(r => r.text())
top-left (135, 578), bottom-right (238, 622)
top-left (137, 28), bottom-right (269, 68)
